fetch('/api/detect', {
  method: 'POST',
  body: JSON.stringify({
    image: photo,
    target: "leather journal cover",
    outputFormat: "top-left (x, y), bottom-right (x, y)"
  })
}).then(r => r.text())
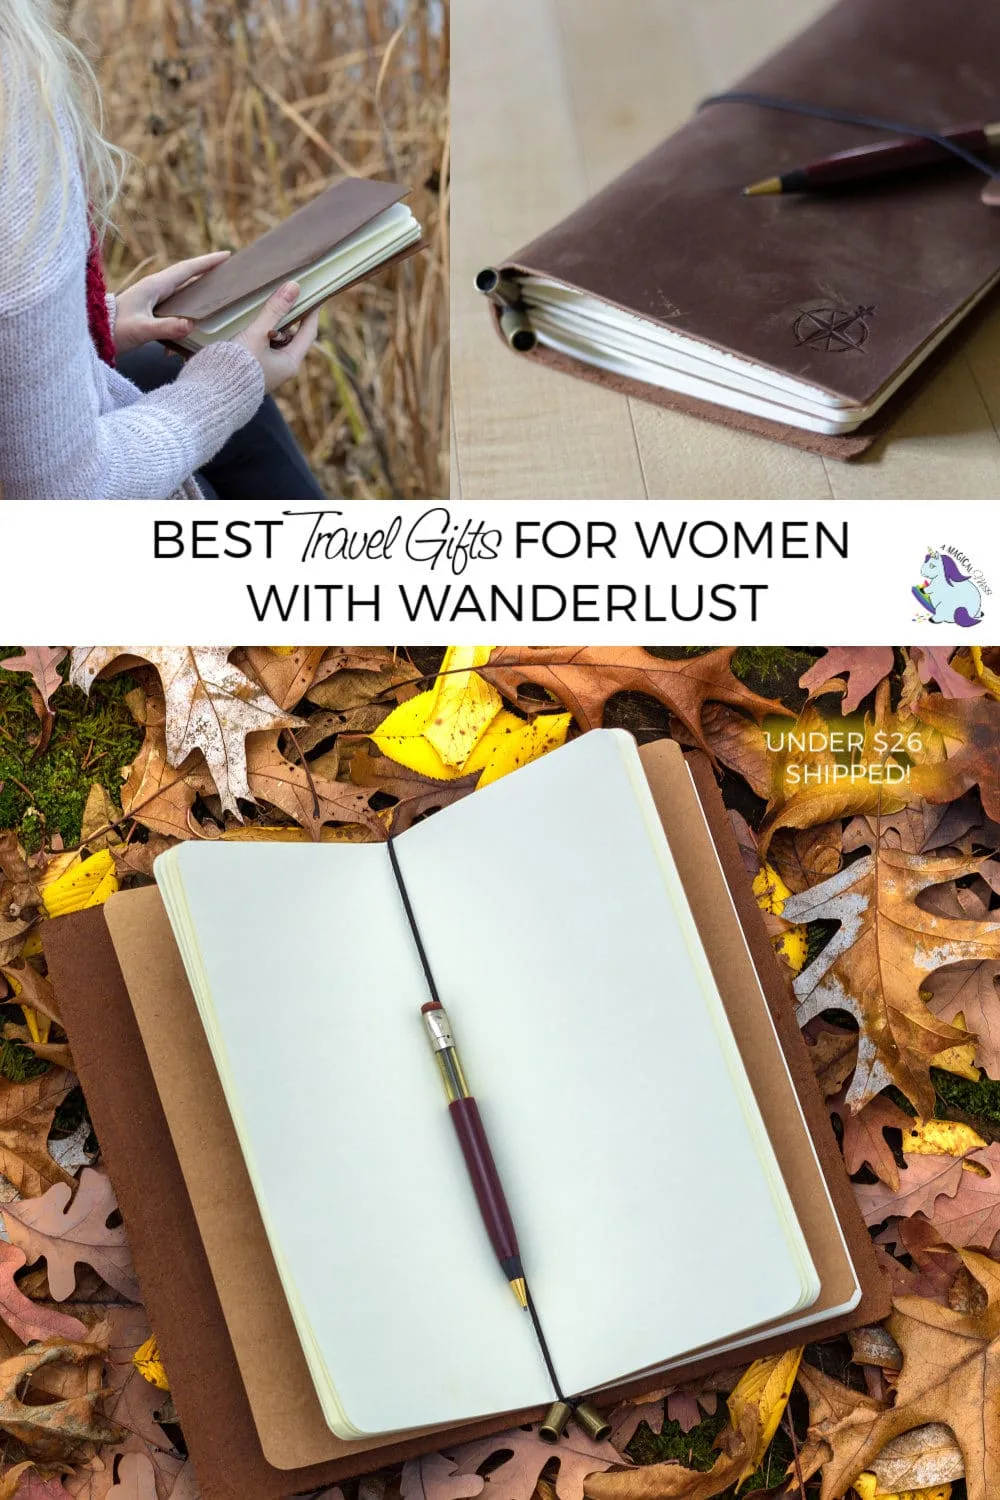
top-left (483, 0), bottom-right (1000, 459)
top-left (42, 743), bottom-right (887, 1500)
top-left (157, 177), bottom-right (412, 321)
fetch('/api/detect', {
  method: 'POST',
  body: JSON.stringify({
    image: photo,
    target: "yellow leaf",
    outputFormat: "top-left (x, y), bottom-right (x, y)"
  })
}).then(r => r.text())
top-left (727, 1346), bottom-right (803, 1484)
top-left (903, 1119), bottom-right (987, 1157)
top-left (422, 646), bottom-right (500, 769)
top-left (372, 690), bottom-right (461, 780)
top-left (932, 1013), bottom-right (980, 1081)
top-left (2, 971), bottom-right (50, 1047)
top-left (969, 646), bottom-right (1000, 700)
top-left (854, 1476), bottom-right (951, 1500)
top-left (752, 862), bottom-right (809, 976)
top-left (39, 848), bottom-right (118, 918)
top-left (133, 1333), bottom-right (170, 1391)
top-left (464, 711), bottom-right (572, 788)
top-left (372, 647), bottom-right (501, 780)
top-left (267, 647), bottom-right (298, 657)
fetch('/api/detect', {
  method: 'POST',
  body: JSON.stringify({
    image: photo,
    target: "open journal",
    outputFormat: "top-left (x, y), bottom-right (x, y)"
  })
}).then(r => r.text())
top-left (157, 177), bottom-right (422, 351)
top-left (151, 731), bottom-right (861, 1443)
top-left (478, 0), bottom-right (1000, 456)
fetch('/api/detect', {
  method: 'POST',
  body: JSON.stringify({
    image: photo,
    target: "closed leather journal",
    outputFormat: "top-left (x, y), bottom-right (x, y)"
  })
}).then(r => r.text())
top-left (42, 738), bottom-right (887, 1500)
top-left (157, 177), bottom-right (423, 350)
top-left (479, 0), bottom-right (1000, 459)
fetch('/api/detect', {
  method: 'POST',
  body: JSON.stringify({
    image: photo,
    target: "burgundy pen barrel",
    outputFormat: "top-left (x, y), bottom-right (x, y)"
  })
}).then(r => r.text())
top-left (448, 1096), bottom-right (521, 1270)
top-left (805, 124), bottom-right (991, 187)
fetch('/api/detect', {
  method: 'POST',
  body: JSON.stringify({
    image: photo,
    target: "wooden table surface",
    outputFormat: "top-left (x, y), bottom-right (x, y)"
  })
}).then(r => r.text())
top-left (451, 0), bottom-right (1000, 499)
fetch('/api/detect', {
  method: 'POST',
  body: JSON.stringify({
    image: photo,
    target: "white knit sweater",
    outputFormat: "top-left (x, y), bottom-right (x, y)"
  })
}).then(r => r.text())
top-left (0, 64), bottom-right (266, 499)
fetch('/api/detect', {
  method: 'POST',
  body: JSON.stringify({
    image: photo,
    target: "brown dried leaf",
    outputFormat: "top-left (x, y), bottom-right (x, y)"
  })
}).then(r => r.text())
top-left (784, 850), bottom-right (997, 1115)
top-left (400, 1454), bottom-right (484, 1500)
top-left (120, 703), bottom-right (213, 843)
top-left (815, 1249), bottom-right (1000, 1500)
top-left (913, 646), bottom-right (986, 700)
top-left (829, 1089), bottom-right (911, 1190)
top-left (350, 748), bottom-right (477, 833)
top-left (484, 648), bottom-right (790, 760)
top-left (910, 695), bottom-right (1000, 822)
top-left (232, 646), bottom-right (326, 710)
top-left (768, 823), bottom-right (843, 894)
top-left (855, 1153), bottom-right (968, 1227)
top-left (799, 648), bottom-right (896, 714)
top-left (0, 650), bottom-right (67, 714)
top-left (445, 1425), bottom-right (621, 1500)
top-left (71, 648), bottom-right (301, 818)
top-left (0, 1244), bottom-right (87, 1345)
top-left (245, 730), bottom-right (383, 839)
top-left (3, 1168), bottom-right (140, 1303)
top-left (804, 1023), bottom-right (859, 1099)
top-left (0, 1071), bottom-right (74, 1197)
top-left (79, 788), bottom-right (122, 852)
top-left (923, 961), bottom-right (1000, 1078)
top-left (0, 1339), bottom-right (123, 1462)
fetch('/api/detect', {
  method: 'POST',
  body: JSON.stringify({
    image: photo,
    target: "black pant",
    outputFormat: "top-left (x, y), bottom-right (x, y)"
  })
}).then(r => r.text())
top-left (118, 343), bottom-right (326, 499)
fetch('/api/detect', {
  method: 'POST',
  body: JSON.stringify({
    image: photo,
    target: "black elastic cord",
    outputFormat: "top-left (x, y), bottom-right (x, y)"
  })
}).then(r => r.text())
top-left (700, 90), bottom-right (1000, 178)
top-left (387, 834), bottom-right (443, 1008)
top-left (386, 833), bottom-right (567, 1407)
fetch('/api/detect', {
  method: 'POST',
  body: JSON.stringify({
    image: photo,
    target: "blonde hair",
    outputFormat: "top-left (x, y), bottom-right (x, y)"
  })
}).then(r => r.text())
top-left (0, 0), bottom-right (124, 242)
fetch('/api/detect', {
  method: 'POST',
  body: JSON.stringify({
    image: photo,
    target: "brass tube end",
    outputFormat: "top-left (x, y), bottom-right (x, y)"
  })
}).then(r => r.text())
top-left (743, 176), bottom-right (782, 196)
top-left (539, 1401), bottom-right (573, 1443)
top-left (509, 1276), bottom-right (528, 1310)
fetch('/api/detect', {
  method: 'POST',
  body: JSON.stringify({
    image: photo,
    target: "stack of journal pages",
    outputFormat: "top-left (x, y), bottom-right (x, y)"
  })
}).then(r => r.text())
top-left (478, 0), bottom-right (1000, 457)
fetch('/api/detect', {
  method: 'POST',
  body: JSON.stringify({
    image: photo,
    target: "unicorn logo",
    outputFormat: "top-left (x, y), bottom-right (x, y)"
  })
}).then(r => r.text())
top-left (913, 548), bottom-right (984, 628)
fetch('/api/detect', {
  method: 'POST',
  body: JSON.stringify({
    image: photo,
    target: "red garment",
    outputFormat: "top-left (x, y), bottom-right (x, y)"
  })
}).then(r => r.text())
top-left (85, 224), bottom-right (116, 367)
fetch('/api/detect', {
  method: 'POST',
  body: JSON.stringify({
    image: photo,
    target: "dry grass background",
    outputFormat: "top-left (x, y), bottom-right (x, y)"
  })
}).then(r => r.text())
top-left (64, 0), bottom-right (449, 498)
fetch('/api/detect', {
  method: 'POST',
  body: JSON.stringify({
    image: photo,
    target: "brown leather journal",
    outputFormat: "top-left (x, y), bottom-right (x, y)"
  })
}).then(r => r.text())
top-left (480, 0), bottom-right (1000, 459)
top-left (42, 744), bottom-right (886, 1500)
top-left (157, 177), bottom-right (422, 348)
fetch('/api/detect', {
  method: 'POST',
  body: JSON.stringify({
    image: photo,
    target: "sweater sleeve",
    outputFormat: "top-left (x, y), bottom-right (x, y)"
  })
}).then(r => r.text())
top-left (0, 70), bottom-right (265, 499)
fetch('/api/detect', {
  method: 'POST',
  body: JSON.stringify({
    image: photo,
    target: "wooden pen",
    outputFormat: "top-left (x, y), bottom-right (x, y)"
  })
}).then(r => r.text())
top-left (421, 1000), bottom-right (528, 1309)
top-left (744, 120), bottom-right (1000, 195)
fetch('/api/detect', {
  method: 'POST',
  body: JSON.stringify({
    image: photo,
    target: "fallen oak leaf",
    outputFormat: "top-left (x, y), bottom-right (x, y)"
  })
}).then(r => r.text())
top-left (0, 1244), bottom-right (86, 1344)
top-left (829, 1088), bottom-right (911, 1189)
top-left (3, 1168), bottom-right (140, 1303)
top-left (909, 696), bottom-right (1000, 823)
top-left (814, 1249), bottom-right (1000, 1500)
top-left (913, 647), bottom-right (985, 700)
top-left (1, 1468), bottom-right (76, 1499)
top-left (70, 648), bottom-right (301, 819)
top-left (0, 1338), bottom-right (123, 1462)
top-left (232, 646), bottom-right (326, 711)
top-left (923, 961), bottom-right (1000, 1079)
top-left (483, 647), bottom-right (791, 761)
top-left (0, 1070), bottom-right (74, 1197)
top-left (799, 648), bottom-right (896, 714)
top-left (401, 1453), bottom-right (485, 1500)
top-left (855, 1151), bottom-right (969, 1228)
top-left (445, 1423), bottom-right (622, 1500)
top-left (245, 730), bottom-right (383, 839)
top-left (0, 650), bottom-right (67, 714)
top-left (350, 748), bottom-right (477, 834)
top-left (783, 850), bottom-right (998, 1116)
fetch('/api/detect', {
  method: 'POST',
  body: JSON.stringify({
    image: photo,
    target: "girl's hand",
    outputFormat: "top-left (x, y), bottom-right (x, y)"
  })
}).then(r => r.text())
top-left (231, 282), bottom-right (321, 392)
top-left (112, 251), bottom-right (233, 354)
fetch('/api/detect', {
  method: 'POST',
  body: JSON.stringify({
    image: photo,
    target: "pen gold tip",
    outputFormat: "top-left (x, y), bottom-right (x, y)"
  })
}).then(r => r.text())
top-left (743, 176), bottom-right (783, 197)
top-left (510, 1277), bottom-right (528, 1310)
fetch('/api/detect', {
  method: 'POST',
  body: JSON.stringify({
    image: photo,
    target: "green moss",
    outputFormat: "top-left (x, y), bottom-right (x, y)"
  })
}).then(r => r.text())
top-left (0, 653), bottom-right (141, 851)
top-left (933, 1070), bottom-right (1000, 1126)
top-left (626, 1410), bottom-right (791, 1492)
top-left (731, 647), bottom-right (818, 706)
top-left (0, 1033), bottom-right (49, 1083)
top-left (626, 1411), bottom-right (729, 1471)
